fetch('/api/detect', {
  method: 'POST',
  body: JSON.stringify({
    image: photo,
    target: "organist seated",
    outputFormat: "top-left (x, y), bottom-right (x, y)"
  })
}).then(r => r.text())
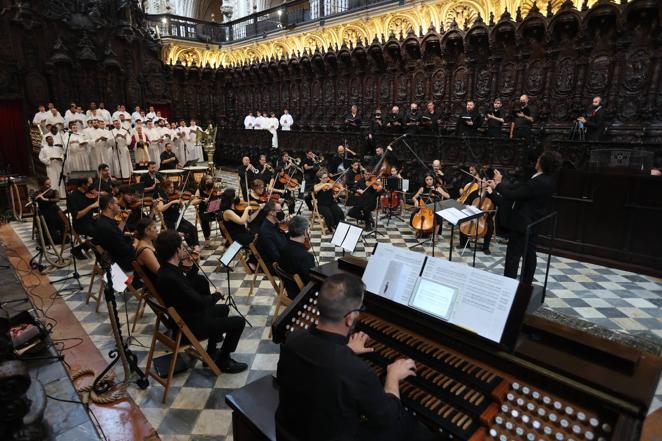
top-left (277, 216), bottom-right (315, 299)
top-left (155, 230), bottom-right (248, 373)
top-left (276, 273), bottom-right (439, 441)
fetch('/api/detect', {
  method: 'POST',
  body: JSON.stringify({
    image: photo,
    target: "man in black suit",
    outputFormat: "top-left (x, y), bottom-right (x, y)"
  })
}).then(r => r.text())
top-left (277, 216), bottom-right (316, 298)
top-left (576, 96), bottom-right (606, 141)
top-left (488, 151), bottom-right (562, 284)
top-left (93, 194), bottom-right (135, 271)
top-left (256, 201), bottom-right (288, 269)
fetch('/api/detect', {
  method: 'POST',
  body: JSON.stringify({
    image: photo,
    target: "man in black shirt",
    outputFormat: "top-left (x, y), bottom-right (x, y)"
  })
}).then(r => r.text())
top-left (93, 194), bottom-right (135, 271)
top-left (277, 216), bottom-right (315, 298)
top-left (576, 96), bottom-right (606, 141)
top-left (385, 105), bottom-right (403, 130)
top-left (276, 273), bottom-right (438, 441)
top-left (420, 101), bottom-right (439, 131)
top-left (302, 150), bottom-right (319, 191)
top-left (404, 102), bottom-right (421, 131)
top-left (256, 154), bottom-right (273, 186)
top-left (347, 169), bottom-right (380, 231)
top-left (155, 230), bottom-right (247, 373)
top-left (455, 100), bottom-right (482, 136)
top-left (326, 145), bottom-right (356, 175)
top-left (485, 98), bottom-right (505, 138)
top-left (92, 163), bottom-right (113, 196)
top-left (237, 156), bottom-right (258, 201)
top-left (67, 176), bottom-right (98, 238)
top-left (488, 151), bottom-right (561, 284)
top-left (256, 201), bottom-right (288, 269)
top-left (510, 94), bottom-right (535, 141)
top-left (344, 104), bottom-right (361, 129)
top-left (159, 142), bottom-right (178, 170)
top-left (141, 161), bottom-right (161, 196)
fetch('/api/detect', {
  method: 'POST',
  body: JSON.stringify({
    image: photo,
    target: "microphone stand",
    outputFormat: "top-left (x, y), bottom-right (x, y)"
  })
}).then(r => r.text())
top-left (57, 131), bottom-right (73, 192)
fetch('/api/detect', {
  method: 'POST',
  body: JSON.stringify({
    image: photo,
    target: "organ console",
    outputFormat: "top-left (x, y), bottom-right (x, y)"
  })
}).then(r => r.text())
top-left (270, 256), bottom-right (662, 441)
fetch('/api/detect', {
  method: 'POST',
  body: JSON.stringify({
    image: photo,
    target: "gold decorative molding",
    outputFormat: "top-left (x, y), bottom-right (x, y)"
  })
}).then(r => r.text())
top-left (161, 0), bottom-right (592, 68)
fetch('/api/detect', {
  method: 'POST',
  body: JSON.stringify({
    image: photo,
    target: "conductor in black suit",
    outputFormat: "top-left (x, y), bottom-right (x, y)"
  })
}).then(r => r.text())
top-left (576, 96), bottom-right (606, 141)
top-left (487, 151), bottom-right (562, 284)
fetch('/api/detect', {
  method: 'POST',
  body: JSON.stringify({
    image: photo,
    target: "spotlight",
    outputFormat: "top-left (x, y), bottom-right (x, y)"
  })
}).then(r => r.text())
top-left (161, 17), bottom-right (167, 24)
top-left (277, 9), bottom-right (283, 16)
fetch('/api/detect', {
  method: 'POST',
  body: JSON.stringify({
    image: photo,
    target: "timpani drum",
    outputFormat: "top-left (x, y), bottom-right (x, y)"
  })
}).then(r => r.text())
top-left (132, 169), bottom-right (148, 183)
top-left (160, 169), bottom-right (184, 187)
top-left (184, 165), bottom-right (209, 185)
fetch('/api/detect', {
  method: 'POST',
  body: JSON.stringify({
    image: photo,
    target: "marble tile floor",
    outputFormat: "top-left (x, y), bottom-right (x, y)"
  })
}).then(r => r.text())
top-left (7, 169), bottom-right (662, 440)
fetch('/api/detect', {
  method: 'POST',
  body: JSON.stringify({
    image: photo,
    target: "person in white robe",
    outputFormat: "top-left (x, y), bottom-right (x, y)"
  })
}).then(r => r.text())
top-left (131, 106), bottom-right (142, 124)
top-left (131, 122), bottom-right (150, 167)
top-left (244, 112), bottom-right (255, 129)
top-left (64, 103), bottom-right (76, 121)
top-left (119, 114), bottom-right (132, 131)
top-left (144, 120), bottom-right (162, 168)
top-left (98, 102), bottom-right (112, 127)
top-left (65, 108), bottom-right (86, 131)
top-left (65, 124), bottom-right (91, 175)
top-left (146, 106), bottom-right (157, 121)
top-left (41, 126), bottom-right (64, 149)
top-left (39, 135), bottom-right (65, 196)
top-left (92, 120), bottom-right (112, 168)
top-left (175, 120), bottom-right (189, 165)
top-left (112, 104), bottom-right (131, 122)
top-left (187, 119), bottom-right (203, 162)
top-left (82, 120), bottom-right (98, 167)
top-left (44, 108), bottom-right (65, 128)
top-left (109, 119), bottom-right (133, 179)
top-left (33, 105), bottom-right (49, 132)
top-left (279, 109), bottom-right (293, 131)
top-left (254, 111), bottom-right (265, 130)
top-left (267, 112), bottom-right (279, 148)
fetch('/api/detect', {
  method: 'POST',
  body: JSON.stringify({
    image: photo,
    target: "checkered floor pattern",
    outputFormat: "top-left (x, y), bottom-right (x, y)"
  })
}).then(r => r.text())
top-left (9, 170), bottom-right (662, 440)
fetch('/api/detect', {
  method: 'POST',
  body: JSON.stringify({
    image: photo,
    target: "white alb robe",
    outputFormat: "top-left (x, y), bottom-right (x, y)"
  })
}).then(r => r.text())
top-left (187, 125), bottom-right (202, 162)
top-left (131, 111), bottom-right (142, 124)
top-left (254, 116), bottom-right (266, 130)
top-left (39, 145), bottom-right (65, 195)
top-left (33, 111), bottom-right (49, 128)
top-left (145, 127), bottom-right (162, 168)
top-left (98, 109), bottom-right (112, 126)
top-left (109, 128), bottom-right (133, 179)
top-left (92, 128), bottom-right (112, 167)
top-left (244, 115), bottom-right (255, 129)
top-left (44, 113), bottom-right (65, 128)
top-left (280, 113), bottom-right (293, 131)
top-left (65, 132), bottom-right (91, 174)
top-left (174, 127), bottom-right (188, 165)
top-left (267, 117), bottom-right (279, 148)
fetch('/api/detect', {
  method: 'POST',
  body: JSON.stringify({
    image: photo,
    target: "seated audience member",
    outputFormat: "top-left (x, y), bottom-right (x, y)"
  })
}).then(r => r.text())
top-left (93, 194), bottom-right (135, 271)
top-left (256, 200), bottom-right (288, 268)
top-left (276, 273), bottom-right (439, 441)
top-left (155, 230), bottom-right (247, 373)
top-left (277, 216), bottom-right (316, 298)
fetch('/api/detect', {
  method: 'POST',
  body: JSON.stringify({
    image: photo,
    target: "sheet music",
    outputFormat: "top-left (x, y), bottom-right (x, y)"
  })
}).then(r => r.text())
top-left (462, 205), bottom-right (482, 216)
top-left (220, 241), bottom-right (242, 267)
top-left (331, 222), bottom-right (350, 248)
top-left (342, 225), bottom-right (362, 252)
top-left (437, 207), bottom-right (465, 225)
top-left (363, 244), bottom-right (426, 305)
top-left (103, 263), bottom-right (129, 290)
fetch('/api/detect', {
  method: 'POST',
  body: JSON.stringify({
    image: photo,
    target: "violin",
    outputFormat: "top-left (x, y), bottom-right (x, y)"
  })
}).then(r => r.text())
top-left (279, 173), bottom-right (300, 189)
top-left (321, 182), bottom-right (345, 196)
top-left (364, 174), bottom-right (384, 191)
top-left (168, 190), bottom-right (193, 201)
top-left (85, 188), bottom-right (99, 200)
top-left (233, 199), bottom-right (260, 212)
top-left (114, 210), bottom-right (130, 223)
top-left (410, 199), bottom-right (435, 233)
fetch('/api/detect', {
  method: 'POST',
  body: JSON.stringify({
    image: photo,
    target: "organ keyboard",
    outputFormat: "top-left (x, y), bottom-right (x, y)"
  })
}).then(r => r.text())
top-left (272, 257), bottom-right (662, 441)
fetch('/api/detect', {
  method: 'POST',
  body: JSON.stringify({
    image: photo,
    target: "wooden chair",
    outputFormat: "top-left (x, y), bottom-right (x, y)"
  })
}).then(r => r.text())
top-left (85, 244), bottom-right (107, 313)
top-left (218, 221), bottom-right (254, 275)
top-left (309, 192), bottom-right (328, 235)
top-left (270, 262), bottom-right (304, 337)
top-left (128, 262), bottom-right (156, 332)
top-left (248, 237), bottom-right (279, 295)
top-left (144, 297), bottom-right (221, 403)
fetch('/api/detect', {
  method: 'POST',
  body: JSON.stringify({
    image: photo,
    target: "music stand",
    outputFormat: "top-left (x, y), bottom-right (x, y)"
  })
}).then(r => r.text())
top-left (437, 203), bottom-right (484, 262)
top-left (331, 222), bottom-right (364, 256)
top-left (379, 177), bottom-right (405, 225)
top-left (218, 241), bottom-right (252, 326)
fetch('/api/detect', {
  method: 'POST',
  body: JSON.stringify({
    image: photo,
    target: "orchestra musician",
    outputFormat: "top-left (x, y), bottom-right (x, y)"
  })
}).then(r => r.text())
top-left (237, 156), bottom-right (258, 201)
top-left (277, 216), bottom-right (315, 299)
top-left (271, 156), bottom-right (297, 214)
top-left (247, 179), bottom-right (270, 234)
top-left (154, 179), bottom-right (200, 250)
top-left (431, 159), bottom-right (444, 185)
top-left (93, 194), bottom-right (135, 271)
top-left (410, 174), bottom-right (449, 237)
top-left (155, 230), bottom-right (247, 373)
top-left (458, 167), bottom-right (496, 255)
top-left (275, 273), bottom-right (438, 441)
top-left (196, 175), bottom-right (216, 248)
top-left (255, 200), bottom-right (289, 269)
top-left (487, 151), bottom-right (562, 284)
top-left (256, 154), bottom-right (274, 185)
top-left (313, 170), bottom-right (345, 232)
top-left (66, 176), bottom-right (99, 245)
top-left (327, 145), bottom-right (356, 175)
top-left (219, 188), bottom-right (256, 247)
top-left (34, 177), bottom-right (65, 244)
top-left (576, 96), bottom-right (606, 141)
top-left (302, 150), bottom-right (320, 191)
top-left (141, 161), bottom-right (161, 195)
top-left (116, 185), bottom-right (141, 232)
top-left (344, 160), bottom-right (363, 206)
top-left (347, 168), bottom-right (380, 232)
top-left (92, 163), bottom-right (113, 196)
top-left (134, 217), bottom-right (160, 285)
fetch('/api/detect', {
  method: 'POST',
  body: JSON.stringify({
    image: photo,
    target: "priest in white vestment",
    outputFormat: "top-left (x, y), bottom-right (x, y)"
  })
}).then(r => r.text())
top-left (187, 120), bottom-right (203, 162)
top-left (98, 102), bottom-right (112, 127)
top-left (109, 119), bottom-right (133, 179)
top-left (175, 121), bottom-right (190, 164)
top-left (65, 124), bottom-right (91, 175)
top-left (39, 135), bottom-right (65, 195)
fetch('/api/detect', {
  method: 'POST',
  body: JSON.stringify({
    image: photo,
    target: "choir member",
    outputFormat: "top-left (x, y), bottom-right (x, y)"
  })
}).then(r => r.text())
top-left (132, 122), bottom-right (150, 166)
top-left (267, 111), bottom-right (280, 148)
top-left (254, 111), bottom-right (266, 130)
top-left (385, 105), bottom-right (402, 130)
top-left (344, 104), bottom-right (361, 129)
top-left (279, 108), bottom-right (293, 131)
top-left (33, 105), bottom-right (49, 130)
top-left (44, 107), bottom-right (65, 128)
top-left (244, 111), bottom-right (255, 129)
top-left (98, 102), bottom-right (112, 127)
top-left (485, 98), bottom-right (505, 138)
top-left (38, 135), bottom-right (65, 196)
top-left (145, 119), bottom-right (162, 168)
top-left (188, 119), bottom-right (203, 162)
top-left (131, 106), bottom-right (142, 124)
top-left (404, 102), bottom-right (421, 130)
top-left (420, 101), bottom-right (439, 130)
top-left (510, 94), bottom-right (535, 141)
top-left (455, 100), bottom-right (482, 136)
top-left (65, 123), bottom-right (91, 176)
top-left (576, 96), bottom-right (606, 141)
top-left (109, 119), bottom-right (133, 179)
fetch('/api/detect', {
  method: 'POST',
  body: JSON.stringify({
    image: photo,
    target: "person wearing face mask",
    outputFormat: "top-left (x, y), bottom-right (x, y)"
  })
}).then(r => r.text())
top-left (510, 94), bottom-right (535, 142)
top-left (576, 96), bottom-right (606, 141)
top-left (255, 200), bottom-right (289, 270)
top-left (404, 102), bottom-right (421, 132)
top-left (276, 273), bottom-right (439, 441)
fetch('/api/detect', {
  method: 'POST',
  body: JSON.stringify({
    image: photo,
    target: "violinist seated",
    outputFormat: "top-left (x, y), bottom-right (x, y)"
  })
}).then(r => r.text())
top-left (313, 171), bottom-right (345, 232)
top-left (93, 194), bottom-right (136, 272)
top-left (344, 160), bottom-right (363, 206)
top-left (67, 176), bottom-right (99, 257)
top-left (35, 177), bottom-right (65, 244)
top-left (347, 169), bottom-right (381, 232)
top-left (278, 216), bottom-right (316, 299)
top-left (195, 175), bottom-right (216, 248)
top-left (458, 167), bottom-right (495, 255)
top-left (155, 230), bottom-right (247, 373)
top-left (155, 179), bottom-right (200, 251)
top-left (248, 179), bottom-right (273, 235)
top-left (410, 174), bottom-right (449, 238)
top-left (117, 185), bottom-right (142, 232)
top-left (92, 163), bottom-right (114, 196)
top-left (237, 156), bottom-right (257, 201)
top-left (302, 150), bottom-right (321, 193)
top-left (255, 201), bottom-right (289, 270)
top-left (219, 188), bottom-right (258, 247)
top-left (270, 169), bottom-right (296, 214)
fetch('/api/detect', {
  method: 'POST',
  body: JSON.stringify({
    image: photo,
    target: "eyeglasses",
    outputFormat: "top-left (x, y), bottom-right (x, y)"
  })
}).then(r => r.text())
top-left (343, 304), bottom-right (366, 318)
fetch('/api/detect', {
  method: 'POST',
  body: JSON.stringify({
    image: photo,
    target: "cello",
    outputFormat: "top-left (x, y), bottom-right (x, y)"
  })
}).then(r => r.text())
top-left (410, 199), bottom-right (434, 234)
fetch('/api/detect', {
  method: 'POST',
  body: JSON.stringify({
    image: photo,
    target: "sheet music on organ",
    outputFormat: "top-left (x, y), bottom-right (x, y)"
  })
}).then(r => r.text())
top-left (362, 243), bottom-right (520, 344)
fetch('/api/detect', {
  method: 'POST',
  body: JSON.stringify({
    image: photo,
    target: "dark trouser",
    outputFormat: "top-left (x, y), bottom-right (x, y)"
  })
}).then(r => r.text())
top-left (504, 231), bottom-right (537, 284)
top-left (459, 215), bottom-right (494, 250)
top-left (74, 220), bottom-right (96, 239)
top-left (191, 304), bottom-right (246, 359)
top-left (42, 209), bottom-right (65, 243)
top-left (304, 192), bottom-right (313, 211)
top-left (166, 217), bottom-right (199, 247)
top-left (347, 205), bottom-right (372, 225)
top-left (199, 210), bottom-right (212, 240)
top-left (318, 203), bottom-right (344, 230)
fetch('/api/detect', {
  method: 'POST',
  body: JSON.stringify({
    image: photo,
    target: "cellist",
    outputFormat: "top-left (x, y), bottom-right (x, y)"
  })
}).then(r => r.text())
top-left (458, 166), bottom-right (496, 254)
top-left (410, 174), bottom-right (449, 238)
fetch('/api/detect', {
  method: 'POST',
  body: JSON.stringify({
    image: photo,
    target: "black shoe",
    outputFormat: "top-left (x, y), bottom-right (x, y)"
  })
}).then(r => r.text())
top-left (365, 223), bottom-right (373, 232)
top-left (482, 248), bottom-right (491, 255)
top-left (217, 357), bottom-right (248, 374)
top-left (72, 246), bottom-right (87, 260)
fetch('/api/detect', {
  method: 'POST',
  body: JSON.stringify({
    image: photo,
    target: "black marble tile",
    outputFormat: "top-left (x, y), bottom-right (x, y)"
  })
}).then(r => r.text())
top-left (158, 408), bottom-right (199, 435)
top-left (139, 385), bottom-right (181, 409)
top-left (256, 339), bottom-right (280, 354)
top-left (183, 369), bottom-right (218, 389)
top-left (204, 388), bottom-right (234, 410)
